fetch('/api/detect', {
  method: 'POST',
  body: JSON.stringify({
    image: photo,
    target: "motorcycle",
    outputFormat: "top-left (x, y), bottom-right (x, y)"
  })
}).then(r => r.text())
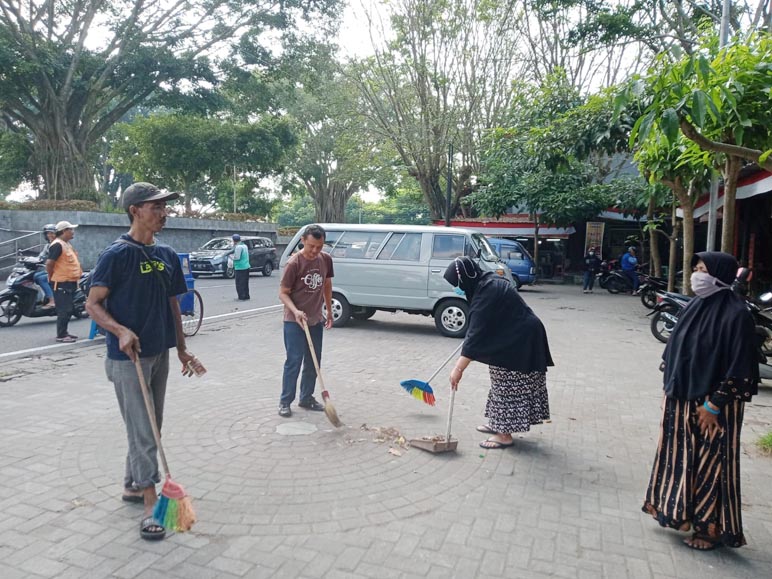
top-left (0, 257), bottom-right (90, 327)
top-left (595, 260), bottom-right (618, 291)
top-left (647, 272), bottom-right (772, 380)
top-left (638, 271), bottom-right (683, 310)
top-left (648, 291), bottom-right (691, 343)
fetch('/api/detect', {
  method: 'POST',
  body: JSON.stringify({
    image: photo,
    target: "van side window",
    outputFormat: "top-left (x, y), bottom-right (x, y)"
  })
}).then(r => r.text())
top-left (377, 233), bottom-right (404, 260)
top-left (380, 233), bottom-right (421, 261)
top-left (331, 231), bottom-right (387, 259)
top-left (432, 235), bottom-right (465, 259)
top-left (323, 231), bottom-right (342, 253)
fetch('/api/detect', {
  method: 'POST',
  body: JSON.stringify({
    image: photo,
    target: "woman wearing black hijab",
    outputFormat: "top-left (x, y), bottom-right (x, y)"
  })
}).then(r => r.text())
top-left (444, 257), bottom-right (554, 449)
top-left (642, 252), bottom-right (760, 550)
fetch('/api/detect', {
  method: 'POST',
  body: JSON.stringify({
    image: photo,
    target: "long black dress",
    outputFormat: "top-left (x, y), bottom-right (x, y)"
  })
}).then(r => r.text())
top-left (642, 252), bottom-right (760, 548)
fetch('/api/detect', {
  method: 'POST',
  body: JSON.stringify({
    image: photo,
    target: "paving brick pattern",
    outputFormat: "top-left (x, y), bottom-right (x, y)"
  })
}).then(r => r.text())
top-left (1, 286), bottom-right (772, 578)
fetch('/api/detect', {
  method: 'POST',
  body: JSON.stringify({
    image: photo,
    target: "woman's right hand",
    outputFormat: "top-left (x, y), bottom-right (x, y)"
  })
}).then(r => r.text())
top-left (450, 367), bottom-right (463, 390)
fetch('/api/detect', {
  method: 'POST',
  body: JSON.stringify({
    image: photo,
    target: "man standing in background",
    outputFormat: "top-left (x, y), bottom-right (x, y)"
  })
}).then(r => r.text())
top-left (46, 221), bottom-right (83, 343)
top-left (232, 234), bottom-right (250, 301)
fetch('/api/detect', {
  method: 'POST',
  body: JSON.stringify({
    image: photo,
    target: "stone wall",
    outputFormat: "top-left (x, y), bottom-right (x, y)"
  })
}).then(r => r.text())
top-left (0, 210), bottom-right (280, 270)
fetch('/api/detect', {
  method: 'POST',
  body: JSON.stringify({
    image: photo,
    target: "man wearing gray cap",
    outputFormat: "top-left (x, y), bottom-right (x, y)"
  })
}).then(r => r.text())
top-left (86, 182), bottom-right (201, 541)
top-left (45, 220), bottom-right (83, 343)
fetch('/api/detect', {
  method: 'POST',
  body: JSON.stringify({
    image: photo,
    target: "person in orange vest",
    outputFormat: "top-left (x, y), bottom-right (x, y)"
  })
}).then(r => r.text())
top-left (46, 221), bottom-right (83, 343)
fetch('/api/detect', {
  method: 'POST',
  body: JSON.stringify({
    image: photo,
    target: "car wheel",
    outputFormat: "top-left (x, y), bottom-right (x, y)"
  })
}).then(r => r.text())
top-left (434, 298), bottom-right (469, 338)
top-left (224, 265), bottom-right (235, 279)
top-left (512, 275), bottom-right (522, 290)
top-left (262, 261), bottom-right (273, 277)
top-left (323, 292), bottom-right (351, 327)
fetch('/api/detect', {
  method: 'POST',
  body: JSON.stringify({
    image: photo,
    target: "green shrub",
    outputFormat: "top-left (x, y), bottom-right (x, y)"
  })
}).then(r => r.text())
top-left (758, 432), bottom-right (772, 456)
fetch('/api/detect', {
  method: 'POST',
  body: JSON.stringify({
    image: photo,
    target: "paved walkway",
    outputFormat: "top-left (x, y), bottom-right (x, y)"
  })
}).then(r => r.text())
top-left (1, 285), bottom-right (771, 578)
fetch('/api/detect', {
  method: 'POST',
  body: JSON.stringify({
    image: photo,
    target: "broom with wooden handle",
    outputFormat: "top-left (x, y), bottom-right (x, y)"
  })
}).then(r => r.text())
top-left (302, 320), bottom-right (342, 427)
top-left (134, 358), bottom-right (196, 531)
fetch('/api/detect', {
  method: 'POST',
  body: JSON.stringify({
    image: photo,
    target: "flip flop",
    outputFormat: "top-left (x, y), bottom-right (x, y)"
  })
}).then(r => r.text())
top-left (122, 494), bottom-right (144, 504)
top-left (476, 424), bottom-right (496, 434)
top-left (140, 516), bottom-right (166, 541)
top-left (479, 438), bottom-right (514, 449)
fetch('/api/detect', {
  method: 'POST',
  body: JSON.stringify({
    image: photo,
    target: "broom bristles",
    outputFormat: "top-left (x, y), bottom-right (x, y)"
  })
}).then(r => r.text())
top-left (152, 480), bottom-right (197, 532)
top-left (324, 401), bottom-right (342, 428)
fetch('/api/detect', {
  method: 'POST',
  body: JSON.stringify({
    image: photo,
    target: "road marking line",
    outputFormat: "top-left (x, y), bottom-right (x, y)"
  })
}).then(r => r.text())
top-left (0, 305), bottom-right (282, 360)
top-left (203, 305), bottom-right (282, 321)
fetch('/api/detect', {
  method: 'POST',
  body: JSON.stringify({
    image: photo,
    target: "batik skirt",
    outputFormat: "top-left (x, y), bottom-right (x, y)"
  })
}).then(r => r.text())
top-left (485, 366), bottom-right (550, 433)
top-left (642, 397), bottom-right (746, 547)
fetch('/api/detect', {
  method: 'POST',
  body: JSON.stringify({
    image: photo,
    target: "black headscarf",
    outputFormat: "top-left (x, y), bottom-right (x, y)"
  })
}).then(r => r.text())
top-left (692, 251), bottom-right (737, 285)
top-left (444, 257), bottom-right (554, 372)
top-left (662, 252), bottom-right (759, 400)
top-left (443, 256), bottom-right (483, 301)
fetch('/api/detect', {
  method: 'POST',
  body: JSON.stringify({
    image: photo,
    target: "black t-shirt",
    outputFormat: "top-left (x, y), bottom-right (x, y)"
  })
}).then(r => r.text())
top-left (48, 242), bottom-right (62, 261)
top-left (90, 234), bottom-right (188, 360)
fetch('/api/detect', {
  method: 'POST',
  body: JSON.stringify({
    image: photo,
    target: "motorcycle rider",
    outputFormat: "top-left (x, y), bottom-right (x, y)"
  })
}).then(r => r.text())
top-left (582, 246), bottom-right (602, 294)
top-left (46, 221), bottom-right (83, 343)
top-left (33, 224), bottom-right (57, 309)
top-left (621, 246), bottom-right (640, 294)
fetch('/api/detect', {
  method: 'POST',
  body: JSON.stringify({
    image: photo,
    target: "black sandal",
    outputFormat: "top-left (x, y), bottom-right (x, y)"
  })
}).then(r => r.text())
top-left (476, 424), bottom-right (496, 434)
top-left (140, 516), bottom-right (166, 541)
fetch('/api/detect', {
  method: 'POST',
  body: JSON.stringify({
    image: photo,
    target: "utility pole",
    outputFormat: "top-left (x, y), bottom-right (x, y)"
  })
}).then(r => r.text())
top-left (232, 165), bottom-right (237, 213)
top-left (445, 143), bottom-right (453, 227)
top-left (707, 0), bottom-right (731, 250)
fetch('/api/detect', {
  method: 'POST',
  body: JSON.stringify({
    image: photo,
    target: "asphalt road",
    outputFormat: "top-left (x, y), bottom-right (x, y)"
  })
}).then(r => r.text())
top-left (0, 273), bottom-right (281, 356)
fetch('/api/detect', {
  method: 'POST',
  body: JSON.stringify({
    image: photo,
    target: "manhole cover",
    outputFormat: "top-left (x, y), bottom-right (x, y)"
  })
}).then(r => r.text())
top-left (276, 422), bottom-right (318, 436)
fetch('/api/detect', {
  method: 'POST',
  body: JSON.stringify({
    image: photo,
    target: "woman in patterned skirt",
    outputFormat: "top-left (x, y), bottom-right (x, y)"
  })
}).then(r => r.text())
top-left (642, 252), bottom-right (760, 550)
top-left (444, 257), bottom-right (554, 449)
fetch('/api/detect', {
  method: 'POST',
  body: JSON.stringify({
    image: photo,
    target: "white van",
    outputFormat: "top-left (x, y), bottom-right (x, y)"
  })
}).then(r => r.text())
top-left (280, 224), bottom-right (513, 337)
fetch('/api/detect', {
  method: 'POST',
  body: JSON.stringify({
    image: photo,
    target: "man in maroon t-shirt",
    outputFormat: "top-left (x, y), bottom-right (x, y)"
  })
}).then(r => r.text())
top-left (278, 224), bottom-right (334, 417)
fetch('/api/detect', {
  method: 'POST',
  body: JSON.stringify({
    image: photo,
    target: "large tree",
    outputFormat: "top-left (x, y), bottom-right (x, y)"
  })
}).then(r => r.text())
top-left (350, 0), bottom-right (524, 220)
top-left (110, 114), bottom-right (296, 213)
top-left (0, 0), bottom-right (336, 200)
top-left (626, 32), bottom-right (772, 254)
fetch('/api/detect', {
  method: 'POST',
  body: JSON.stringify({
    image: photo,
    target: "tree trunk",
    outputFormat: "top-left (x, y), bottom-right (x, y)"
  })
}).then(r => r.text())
top-left (668, 200), bottom-right (680, 292)
top-left (532, 213), bottom-right (540, 281)
top-left (647, 196), bottom-right (661, 277)
top-left (720, 155), bottom-right (742, 254)
top-left (416, 172), bottom-right (446, 221)
top-left (309, 181), bottom-right (355, 223)
top-left (34, 132), bottom-right (94, 200)
top-left (680, 193), bottom-right (695, 295)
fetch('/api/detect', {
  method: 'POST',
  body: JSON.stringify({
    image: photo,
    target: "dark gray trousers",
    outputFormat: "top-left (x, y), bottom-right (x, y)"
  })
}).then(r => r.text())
top-left (106, 351), bottom-right (169, 490)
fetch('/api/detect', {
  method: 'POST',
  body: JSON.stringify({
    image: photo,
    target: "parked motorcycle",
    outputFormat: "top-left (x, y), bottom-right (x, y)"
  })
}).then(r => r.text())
top-left (0, 257), bottom-right (89, 327)
top-left (648, 291), bottom-right (691, 343)
top-left (595, 260), bottom-right (619, 291)
top-left (647, 278), bottom-right (772, 380)
top-left (638, 271), bottom-right (683, 309)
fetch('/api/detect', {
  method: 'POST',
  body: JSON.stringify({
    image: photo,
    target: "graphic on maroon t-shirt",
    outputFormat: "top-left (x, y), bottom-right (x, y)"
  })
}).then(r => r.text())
top-left (281, 252), bottom-right (334, 325)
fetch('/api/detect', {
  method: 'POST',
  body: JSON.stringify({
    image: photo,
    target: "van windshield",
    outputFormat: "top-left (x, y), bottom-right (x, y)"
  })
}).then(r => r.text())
top-left (471, 234), bottom-right (498, 262)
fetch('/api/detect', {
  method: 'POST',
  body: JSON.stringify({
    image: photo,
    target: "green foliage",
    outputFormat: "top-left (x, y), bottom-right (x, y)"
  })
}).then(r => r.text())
top-left (0, 131), bottom-right (33, 196)
top-left (274, 195), bottom-right (317, 227)
top-left (345, 188), bottom-right (432, 225)
top-left (0, 199), bottom-right (99, 212)
top-left (473, 70), bottom-right (633, 225)
top-left (111, 114), bottom-right (296, 211)
top-left (0, 0), bottom-right (339, 198)
top-left (757, 432), bottom-right (772, 456)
